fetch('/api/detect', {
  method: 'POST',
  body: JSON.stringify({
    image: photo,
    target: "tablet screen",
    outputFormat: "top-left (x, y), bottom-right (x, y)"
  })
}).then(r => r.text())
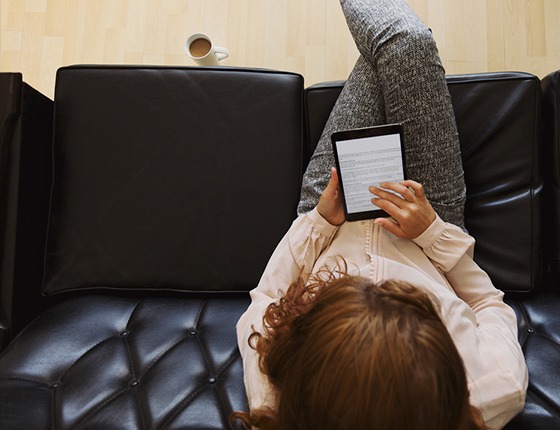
top-left (332, 124), bottom-right (406, 221)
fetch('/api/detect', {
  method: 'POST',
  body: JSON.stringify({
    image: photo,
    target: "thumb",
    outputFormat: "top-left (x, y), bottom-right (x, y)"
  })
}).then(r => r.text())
top-left (324, 167), bottom-right (339, 197)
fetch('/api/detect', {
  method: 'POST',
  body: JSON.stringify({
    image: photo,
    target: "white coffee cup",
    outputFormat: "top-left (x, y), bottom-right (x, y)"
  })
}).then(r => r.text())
top-left (185, 33), bottom-right (229, 66)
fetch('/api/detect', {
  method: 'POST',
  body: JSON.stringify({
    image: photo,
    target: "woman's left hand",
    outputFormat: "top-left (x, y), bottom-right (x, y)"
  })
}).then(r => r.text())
top-left (369, 180), bottom-right (436, 239)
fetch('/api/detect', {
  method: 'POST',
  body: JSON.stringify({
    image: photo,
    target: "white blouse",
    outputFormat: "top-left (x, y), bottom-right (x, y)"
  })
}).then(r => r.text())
top-left (237, 208), bottom-right (528, 430)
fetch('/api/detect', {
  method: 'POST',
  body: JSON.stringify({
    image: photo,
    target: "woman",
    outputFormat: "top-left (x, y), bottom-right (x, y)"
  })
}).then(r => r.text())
top-left (236, 0), bottom-right (527, 428)
top-left (235, 174), bottom-right (527, 429)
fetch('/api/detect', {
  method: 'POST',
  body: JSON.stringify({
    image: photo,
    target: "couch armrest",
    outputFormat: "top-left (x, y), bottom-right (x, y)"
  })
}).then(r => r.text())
top-left (542, 70), bottom-right (560, 285)
top-left (0, 73), bottom-right (53, 350)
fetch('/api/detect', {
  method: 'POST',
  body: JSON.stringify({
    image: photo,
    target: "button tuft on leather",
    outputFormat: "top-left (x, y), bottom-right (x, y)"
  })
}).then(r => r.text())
top-left (50, 382), bottom-right (61, 389)
top-left (189, 330), bottom-right (197, 336)
top-left (120, 330), bottom-right (130, 337)
top-left (129, 379), bottom-right (140, 387)
top-left (208, 377), bottom-right (216, 384)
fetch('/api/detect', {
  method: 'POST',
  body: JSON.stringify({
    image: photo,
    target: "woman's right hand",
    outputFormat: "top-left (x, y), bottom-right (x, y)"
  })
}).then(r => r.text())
top-left (369, 180), bottom-right (436, 239)
top-left (317, 167), bottom-right (345, 226)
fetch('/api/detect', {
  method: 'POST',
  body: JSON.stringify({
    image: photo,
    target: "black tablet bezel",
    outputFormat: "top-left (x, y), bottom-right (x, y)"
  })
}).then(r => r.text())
top-left (331, 124), bottom-right (406, 222)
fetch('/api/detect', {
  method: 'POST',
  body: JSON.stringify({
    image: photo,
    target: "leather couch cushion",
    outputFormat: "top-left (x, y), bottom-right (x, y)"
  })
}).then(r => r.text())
top-left (42, 66), bottom-right (304, 295)
top-left (447, 72), bottom-right (543, 293)
top-left (0, 294), bottom-right (250, 429)
top-left (305, 72), bottom-right (543, 293)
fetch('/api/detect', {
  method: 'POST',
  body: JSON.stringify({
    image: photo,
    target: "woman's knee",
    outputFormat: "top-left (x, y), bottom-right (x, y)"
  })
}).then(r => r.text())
top-left (376, 25), bottom-right (438, 66)
top-left (340, 0), bottom-right (438, 61)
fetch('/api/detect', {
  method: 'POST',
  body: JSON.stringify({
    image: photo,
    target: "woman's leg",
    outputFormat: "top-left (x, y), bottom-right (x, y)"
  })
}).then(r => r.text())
top-left (298, 56), bottom-right (386, 214)
top-left (298, 0), bottom-right (466, 228)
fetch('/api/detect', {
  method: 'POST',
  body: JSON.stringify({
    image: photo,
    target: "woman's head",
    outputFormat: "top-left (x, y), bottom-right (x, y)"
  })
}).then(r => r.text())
top-left (233, 272), bottom-right (485, 430)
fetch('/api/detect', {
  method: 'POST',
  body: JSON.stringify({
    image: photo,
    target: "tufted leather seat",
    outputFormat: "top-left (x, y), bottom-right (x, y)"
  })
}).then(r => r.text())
top-left (507, 291), bottom-right (560, 428)
top-left (0, 295), bottom-right (250, 429)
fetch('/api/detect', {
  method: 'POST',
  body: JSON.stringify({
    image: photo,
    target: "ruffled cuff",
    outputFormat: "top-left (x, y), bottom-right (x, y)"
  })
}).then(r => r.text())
top-left (306, 207), bottom-right (340, 238)
top-left (413, 215), bottom-right (475, 272)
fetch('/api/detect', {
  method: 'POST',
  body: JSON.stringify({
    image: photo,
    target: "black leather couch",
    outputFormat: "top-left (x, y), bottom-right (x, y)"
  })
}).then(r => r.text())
top-left (0, 65), bottom-right (558, 429)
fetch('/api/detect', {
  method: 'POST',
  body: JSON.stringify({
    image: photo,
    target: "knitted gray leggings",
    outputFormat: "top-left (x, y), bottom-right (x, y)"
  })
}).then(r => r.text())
top-left (298, 0), bottom-right (466, 229)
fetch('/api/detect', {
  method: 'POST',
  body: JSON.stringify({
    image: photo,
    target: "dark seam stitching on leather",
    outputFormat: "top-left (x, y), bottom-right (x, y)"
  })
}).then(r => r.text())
top-left (125, 298), bottom-right (145, 328)
top-left (49, 300), bottom-right (145, 428)
top-left (50, 379), bottom-right (57, 430)
top-left (136, 299), bottom-right (207, 379)
top-left (214, 349), bottom-right (242, 426)
top-left (138, 332), bottom-right (194, 381)
top-left (121, 319), bottom-right (149, 430)
top-left (123, 324), bottom-right (137, 383)
top-left (216, 349), bottom-right (240, 377)
top-left (73, 385), bottom-right (135, 429)
top-left (159, 301), bottom-right (220, 429)
top-left (56, 335), bottom-right (119, 383)
top-left (0, 376), bottom-right (51, 386)
top-left (134, 381), bottom-right (149, 430)
top-left (158, 298), bottom-right (247, 428)
top-left (527, 332), bottom-right (560, 350)
top-left (517, 303), bottom-right (532, 347)
top-left (193, 299), bottom-right (207, 329)
top-left (158, 382), bottom-right (209, 430)
top-left (528, 383), bottom-right (560, 416)
top-left (55, 298), bottom-right (142, 384)
top-left (192, 301), bottom-right (214, 378)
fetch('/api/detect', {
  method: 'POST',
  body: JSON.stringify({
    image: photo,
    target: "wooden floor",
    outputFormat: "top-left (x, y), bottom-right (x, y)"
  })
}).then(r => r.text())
top-left (1, 0), bottom-right (559, 98)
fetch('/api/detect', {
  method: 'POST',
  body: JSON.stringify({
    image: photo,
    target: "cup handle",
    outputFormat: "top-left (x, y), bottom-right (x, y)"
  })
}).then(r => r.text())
top-left (214, 46), bottom-right (229, 61)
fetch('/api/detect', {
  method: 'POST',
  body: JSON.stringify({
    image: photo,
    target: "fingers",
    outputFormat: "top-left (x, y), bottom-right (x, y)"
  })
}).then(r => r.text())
top-left (369, 180), bottom-right (425, 205)
top-left (374, 216), bottom-right (402, 236)
top-left (399, 180), bottom-right (425, 199)
top-left (368, 190), bottom-right (401, 215)
top-left (368, 180), bottom-right (435, 239)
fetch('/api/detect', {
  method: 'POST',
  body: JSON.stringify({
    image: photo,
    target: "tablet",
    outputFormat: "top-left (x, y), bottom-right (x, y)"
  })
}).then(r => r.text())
top-left (331, 124), bottom-right (406, 221)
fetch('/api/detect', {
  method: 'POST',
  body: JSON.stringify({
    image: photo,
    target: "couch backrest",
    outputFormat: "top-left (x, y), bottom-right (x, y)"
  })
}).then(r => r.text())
top-left (305, 72), bottom-right (544, 293)
top-left (43, 66), bottom-right (304, 295)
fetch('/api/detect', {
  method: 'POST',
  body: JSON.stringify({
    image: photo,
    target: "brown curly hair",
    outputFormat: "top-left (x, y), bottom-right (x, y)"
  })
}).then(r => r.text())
top-left (231, 264), bottom-right (486, 430)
